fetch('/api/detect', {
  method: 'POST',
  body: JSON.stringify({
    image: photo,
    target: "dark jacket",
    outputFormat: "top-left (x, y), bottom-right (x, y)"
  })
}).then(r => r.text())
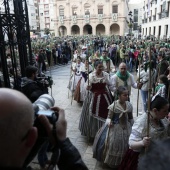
top-left (21, 77), bottom-right (48, 103)
top-left (38, 52), bottom-right (44, 63)
top-left (0, 138), bottom-right (88, 170)
top-left (57, 138), bottom-right (88, 170)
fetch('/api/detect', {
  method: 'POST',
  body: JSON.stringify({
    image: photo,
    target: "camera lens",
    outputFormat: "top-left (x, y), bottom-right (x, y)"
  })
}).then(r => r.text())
top-left (34, 94), bottom-right (55, 110)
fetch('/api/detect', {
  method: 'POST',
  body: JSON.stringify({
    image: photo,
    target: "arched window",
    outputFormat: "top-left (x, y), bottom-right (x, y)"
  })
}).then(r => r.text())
top-left (59, 5), bottom-right (64, 16)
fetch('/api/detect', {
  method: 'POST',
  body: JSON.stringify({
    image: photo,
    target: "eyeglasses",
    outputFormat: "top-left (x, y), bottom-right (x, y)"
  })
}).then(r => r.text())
top-left (120, 68), bottom-right (126, 70)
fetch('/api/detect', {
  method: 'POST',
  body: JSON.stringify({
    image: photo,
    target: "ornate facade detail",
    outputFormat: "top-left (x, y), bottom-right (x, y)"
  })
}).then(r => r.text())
top-left (84, 15), bottom-right (90, 24)
top-left (72, 15), bottom-right (77, 24)
top-left (98, 14), bottom-right (103, 23)
top-left (112, 13), bottom-right (118, 22)
top-left (59, 16), bottom-right (64, 24)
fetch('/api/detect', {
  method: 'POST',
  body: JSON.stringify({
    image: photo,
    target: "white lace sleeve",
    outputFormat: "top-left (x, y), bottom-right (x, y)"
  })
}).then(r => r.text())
top-left (129, 114), bottom-right (147, 146)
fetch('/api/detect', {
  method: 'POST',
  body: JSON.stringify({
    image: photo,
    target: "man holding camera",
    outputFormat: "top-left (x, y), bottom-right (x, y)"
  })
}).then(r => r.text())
top-left (21, 65), bottom-right (48, 103)
top-left (0, 88), bottom-right (88, 170)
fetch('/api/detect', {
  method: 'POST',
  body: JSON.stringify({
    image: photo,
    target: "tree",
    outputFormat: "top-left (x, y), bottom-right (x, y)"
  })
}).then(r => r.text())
top-left (44, 28), bottom-right (50, 35)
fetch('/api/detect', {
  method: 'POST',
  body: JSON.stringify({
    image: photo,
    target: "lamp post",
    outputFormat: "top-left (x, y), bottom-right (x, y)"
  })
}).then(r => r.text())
top-left (137, 25), bottom-right (141, 40)
top-left (128, 11), bottom-right (133, 39)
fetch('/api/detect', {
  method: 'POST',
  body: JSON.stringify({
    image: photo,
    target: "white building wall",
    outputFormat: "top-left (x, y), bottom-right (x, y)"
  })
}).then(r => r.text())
top-left (142, 0), bottom-right (170, 39)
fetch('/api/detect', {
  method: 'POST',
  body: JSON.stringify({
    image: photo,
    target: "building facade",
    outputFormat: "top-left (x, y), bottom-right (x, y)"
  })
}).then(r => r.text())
top-left (38, 0), bottom-right (130, 36)
top-left (128, 3), bottom-right (143, 38)
top-left (27, 0), bottom-right (38, 31)
top-left (142, 0), bottom-right (170, 39)
top-left (38, 0), bottom-right (55, 32)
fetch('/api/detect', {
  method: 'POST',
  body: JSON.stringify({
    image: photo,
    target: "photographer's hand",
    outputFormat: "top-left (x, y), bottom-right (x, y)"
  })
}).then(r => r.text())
top-left (51, 107), bottom-right (67, 141)
top-left (38, 106), bottom-right (67, 145)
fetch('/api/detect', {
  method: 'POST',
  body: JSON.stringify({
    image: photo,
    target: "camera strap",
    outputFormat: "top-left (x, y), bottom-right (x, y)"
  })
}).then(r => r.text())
top-left (47, 123), bottom-right (60, 170)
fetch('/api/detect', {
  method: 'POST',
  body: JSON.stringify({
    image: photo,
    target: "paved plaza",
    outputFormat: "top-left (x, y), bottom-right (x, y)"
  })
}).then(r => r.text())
top-left (32, 63), bottom-right (143, 170)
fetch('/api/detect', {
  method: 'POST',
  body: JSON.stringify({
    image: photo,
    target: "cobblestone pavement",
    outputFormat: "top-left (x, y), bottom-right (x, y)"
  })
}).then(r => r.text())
top-left (31, 63), bottom-right (143, 170)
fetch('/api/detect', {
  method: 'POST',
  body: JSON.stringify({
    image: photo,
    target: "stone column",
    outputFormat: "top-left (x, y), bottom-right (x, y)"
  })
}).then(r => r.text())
top-left (80, 23), bottom-right (83, 35)
top-left (92, 24), bottom-right (96, 35)
top-left (105, 22), bottom-right (110, 35)
top-left (67, 22), bottom-right (71, 35)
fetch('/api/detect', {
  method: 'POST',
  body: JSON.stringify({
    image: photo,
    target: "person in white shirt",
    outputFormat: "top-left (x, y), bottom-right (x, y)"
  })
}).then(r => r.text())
top-left (110, 63), bottom-right (142, 99)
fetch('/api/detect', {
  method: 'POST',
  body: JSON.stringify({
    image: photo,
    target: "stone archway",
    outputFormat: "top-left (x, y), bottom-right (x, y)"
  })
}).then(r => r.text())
top-left (83, 24), bottom-right (92, 35)
top-left (71, 25), bottom-right (80, 35)
top-left (110, 23), bottom-right (120, 35)
top-left (96, 24), bottom-right (105, 35)
top-left (58, 26), bottom-right (67, 36)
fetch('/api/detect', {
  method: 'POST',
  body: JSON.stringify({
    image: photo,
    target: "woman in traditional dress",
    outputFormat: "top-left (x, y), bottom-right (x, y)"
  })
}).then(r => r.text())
top-left (93, 86), bottom-right (133, 168)
top-left (68, 56), bottom-right (84, 92)
top-left (74, 59), bottom-right (93, 103)
top-left (119, 95), bottom-right (170, 170)
top-left (79, 60), bottom-right (113, 139)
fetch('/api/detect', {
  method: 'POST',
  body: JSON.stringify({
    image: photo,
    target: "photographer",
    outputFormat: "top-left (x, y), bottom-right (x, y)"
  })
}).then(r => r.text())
top-left (0, 88), bottom-right (88, 170)
top-left (21, 65), bottom-right (48, 103)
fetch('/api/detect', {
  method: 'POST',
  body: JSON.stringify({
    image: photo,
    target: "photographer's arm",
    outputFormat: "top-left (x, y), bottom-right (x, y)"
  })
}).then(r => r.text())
top-left (39, 107), bottom-right (88, 170)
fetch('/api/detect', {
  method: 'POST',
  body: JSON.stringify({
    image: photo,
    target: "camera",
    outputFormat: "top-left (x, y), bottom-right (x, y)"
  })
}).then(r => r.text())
top-left (33, 94), bottom-right (57, 125)
top-left (24, 94), bottom-right (58, 166)
top-left (36, 76), bottom-right (53, 88)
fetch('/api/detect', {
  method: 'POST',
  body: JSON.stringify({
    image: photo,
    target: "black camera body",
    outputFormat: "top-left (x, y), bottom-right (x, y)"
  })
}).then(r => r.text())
top-left (36, 76), bottom-right (53, 88)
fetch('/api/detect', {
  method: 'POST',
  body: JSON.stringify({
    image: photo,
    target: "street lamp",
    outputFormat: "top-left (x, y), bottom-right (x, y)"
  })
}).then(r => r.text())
top-left (128, 11), bottom-right (133, 38)
top-left (137, 25), bottom-right (141, 39)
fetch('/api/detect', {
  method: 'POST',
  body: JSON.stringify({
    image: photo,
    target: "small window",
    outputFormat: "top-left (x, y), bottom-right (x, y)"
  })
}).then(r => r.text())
top-left (98, 6), bottom-right (103, 14)
top-left (112, 5), bottom-right (118, 13)
top-left (72, 7), bottom-right (77, 15)
top-left (59, 6), bottom-right (64, 16)
top-left (134, 9), bottom-right (138, 15)
top-left (85, 9), bottom-right (90, 15)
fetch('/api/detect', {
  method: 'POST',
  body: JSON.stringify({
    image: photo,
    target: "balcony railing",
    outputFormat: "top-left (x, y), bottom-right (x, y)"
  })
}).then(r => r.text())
top-left (53, 14), bottom-right (118, 23)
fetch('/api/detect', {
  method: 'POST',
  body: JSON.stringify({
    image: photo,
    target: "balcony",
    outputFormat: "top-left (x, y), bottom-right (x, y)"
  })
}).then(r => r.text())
top-left (44, 7), bottom-right (49, 11)
top-left (44, 13), bottom-right (49, 17)
top-left (53, 14), bottom-right (115, 24)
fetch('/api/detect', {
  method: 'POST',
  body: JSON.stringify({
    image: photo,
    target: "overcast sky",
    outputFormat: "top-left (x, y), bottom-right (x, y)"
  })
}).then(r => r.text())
top-left (129, 0), bottom-right (142, 4)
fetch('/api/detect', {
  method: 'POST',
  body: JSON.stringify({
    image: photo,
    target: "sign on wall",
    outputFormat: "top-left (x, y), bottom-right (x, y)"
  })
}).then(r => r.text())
top-left (59, 16), bottom-right (64, 24)
top-left (112, 13), bottom-right (118, 22)
top-left (98, 14), bottom-right (103, 22)
top-left (84, 15), bottom-right (90, 23)
top-left (72, 15), bottom-right (77, 24)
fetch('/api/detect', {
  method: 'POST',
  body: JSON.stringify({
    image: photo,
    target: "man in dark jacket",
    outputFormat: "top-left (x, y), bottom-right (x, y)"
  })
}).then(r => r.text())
top-left (21, 66), bottom-right (48, 103)
top-left (156, 51), bottom-right (169, 80)
top-left (37, 49), bottom-right (44, 76)
top-left (0, 88), bottom-right (88, 170)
